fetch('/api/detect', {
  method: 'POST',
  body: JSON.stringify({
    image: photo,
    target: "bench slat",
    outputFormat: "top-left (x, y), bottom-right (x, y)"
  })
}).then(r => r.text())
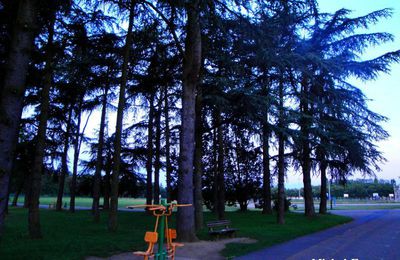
top-left (206, 220), bottom-right (231, 227)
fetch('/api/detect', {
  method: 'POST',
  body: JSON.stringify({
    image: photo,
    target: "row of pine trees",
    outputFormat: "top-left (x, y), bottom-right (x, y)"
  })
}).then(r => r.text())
top-left (0, 0), bottom-right (399, 241)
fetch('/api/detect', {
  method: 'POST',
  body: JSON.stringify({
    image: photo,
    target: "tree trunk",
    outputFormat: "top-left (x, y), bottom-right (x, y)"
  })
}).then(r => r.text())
top-left (28, 12), bottom-right (55, 237)
top-left (108, 1), bottom-right (135, 232)
top-left (5, 187), bottom-right (9, 214)
top-left (69, 102), bottom-right (82, 213)
top-left (92, 88), bottom-right (108, 221)
top-left (212, 126), bottom-right (218, 214)
top-left (216, 110), bottom-right (225, 220)
top-left (0, 0), bottom-right (37, 238)
top-left (319, 155), bottom-right (328, 214)
top-left (235, 135), bottom-right (246, 213)
top-left (153, 108), bottom-right (161, 205)
top-left (302, 142), bottom-right (315, 217)
top-left (262, 122), bottom-right (272, 214)
top-left (146, 92), bottom-right (154, 206)
top-left (300, 81), bottom-right (315, 217)
top-left (239, 202), bottom-right (247, 212)
top-left (177, 0), bottom-right (201, 242)
top-left (277, 132), bottom-right (285, 224)
top-left (13, 171), bottom-right (29, 207)
top-left (103, 165), bottom-right (111, 210)
top-left (56, 107), bottom-right (73, 211)
top-left (277, 80), bottom-right (285, 225)
top-left (164, 86), bottom-right (172, 202)
top-left (11, 181), bottom-right (24, 206)
top-left (194, 86), bottom-right (203, 231)
top-left (23, 175), bottom-right (31, 208)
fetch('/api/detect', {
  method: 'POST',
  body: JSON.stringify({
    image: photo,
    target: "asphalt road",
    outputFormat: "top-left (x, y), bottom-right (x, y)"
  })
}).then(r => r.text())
top-left (237, 209), bottom-right (400, 260)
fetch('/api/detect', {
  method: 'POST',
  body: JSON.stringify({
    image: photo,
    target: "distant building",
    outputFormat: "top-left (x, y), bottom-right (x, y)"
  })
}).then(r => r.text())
top-left (395, 184), bottom-right (400, 202)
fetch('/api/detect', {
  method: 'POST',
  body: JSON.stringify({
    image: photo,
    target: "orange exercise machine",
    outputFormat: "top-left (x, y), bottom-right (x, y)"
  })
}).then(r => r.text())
top-left (127, 199), bottom-right (191, 260)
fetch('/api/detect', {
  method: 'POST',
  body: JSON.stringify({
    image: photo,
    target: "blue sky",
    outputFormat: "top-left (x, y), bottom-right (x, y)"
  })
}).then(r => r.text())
top-left (287, 0), bottom-right (400, 188)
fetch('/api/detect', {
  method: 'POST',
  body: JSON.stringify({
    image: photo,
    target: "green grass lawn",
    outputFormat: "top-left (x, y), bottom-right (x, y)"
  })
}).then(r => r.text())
top-left (10, 196), bottom-right (147, 208)
top-left (0, 208), bottom-right (352, 260)
top-left (0, 208), bottom-right (155, 260)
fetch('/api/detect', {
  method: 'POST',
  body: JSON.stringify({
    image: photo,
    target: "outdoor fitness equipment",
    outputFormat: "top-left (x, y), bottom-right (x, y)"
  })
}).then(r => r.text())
top-left (127, 199), bottom-right (191, 260)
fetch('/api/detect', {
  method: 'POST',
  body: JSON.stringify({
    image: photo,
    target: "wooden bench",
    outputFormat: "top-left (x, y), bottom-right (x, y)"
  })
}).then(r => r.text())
top-left (206, 220), bottom-right (238, 240)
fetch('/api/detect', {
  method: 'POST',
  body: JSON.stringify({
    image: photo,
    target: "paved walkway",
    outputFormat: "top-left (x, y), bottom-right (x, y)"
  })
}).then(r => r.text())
top-left (237, 209), bottom-right (400, 260)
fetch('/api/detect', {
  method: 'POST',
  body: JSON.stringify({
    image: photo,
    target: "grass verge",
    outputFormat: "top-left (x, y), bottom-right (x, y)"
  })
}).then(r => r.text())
top-left (0, 208), bottom-right (352, 260)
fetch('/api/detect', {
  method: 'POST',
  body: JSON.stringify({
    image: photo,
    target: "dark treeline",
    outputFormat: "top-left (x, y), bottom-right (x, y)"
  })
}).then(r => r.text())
top-left (286, 179), bottom-right (396, 199)
top-left (0, 0), bottom-right (399, 241)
